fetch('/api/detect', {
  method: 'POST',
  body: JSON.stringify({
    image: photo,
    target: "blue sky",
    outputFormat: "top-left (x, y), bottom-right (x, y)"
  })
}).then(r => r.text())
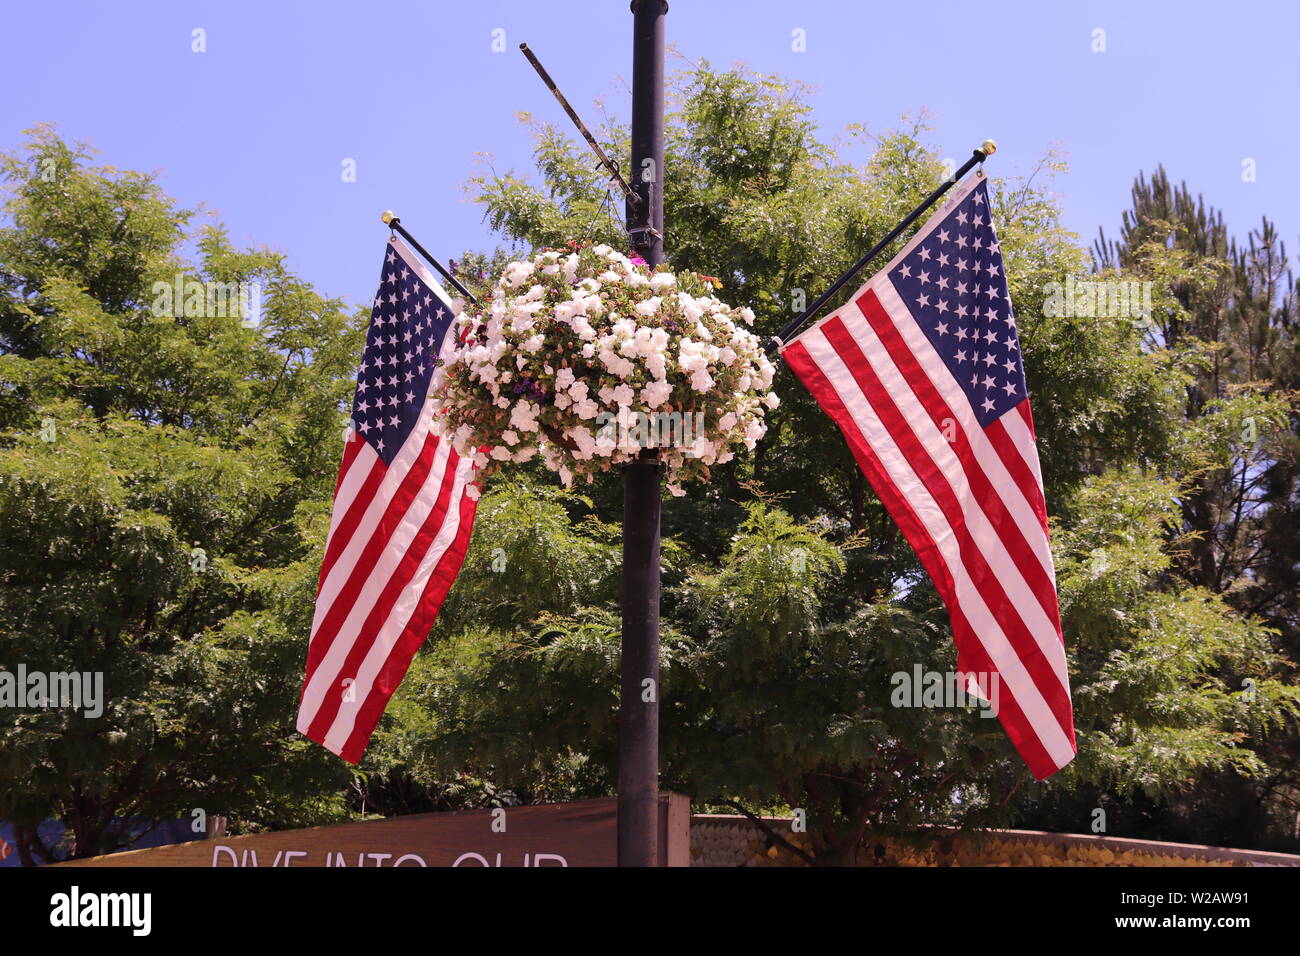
top-left (4, 0), bottom-right (1297, 309)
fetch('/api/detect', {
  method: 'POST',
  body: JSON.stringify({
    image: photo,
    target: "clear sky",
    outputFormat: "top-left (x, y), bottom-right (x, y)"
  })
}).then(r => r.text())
top-left (4, 0), bottom-right (1297, 309)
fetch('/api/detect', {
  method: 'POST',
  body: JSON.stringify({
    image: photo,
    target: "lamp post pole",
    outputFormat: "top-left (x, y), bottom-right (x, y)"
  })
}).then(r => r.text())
top-left (619, 0), bottom-right (667, 868)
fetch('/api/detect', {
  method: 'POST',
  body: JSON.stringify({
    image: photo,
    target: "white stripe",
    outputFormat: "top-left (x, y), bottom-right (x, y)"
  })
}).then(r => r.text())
top-left (307, 406), bottom-right (436, 642)
top-left (320, 438), bottom-right (378, 564)
top-left (1001, 408), bottom-right (1047, 500)
top-left (835, 300), bottom-right (1069, 682)
top-left (869, 278), bottom-right (1057, 579)
top-left (321, 453), bottom-right (474, 753)
top-left (298, 437), bottom-right (452, 728)
top-left (803, 328), bottom-right (1075, 768)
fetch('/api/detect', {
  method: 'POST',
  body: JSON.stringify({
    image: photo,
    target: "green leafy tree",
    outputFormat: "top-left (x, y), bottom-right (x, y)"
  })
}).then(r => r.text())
top-left (0, 126), bottom-right (357, 862)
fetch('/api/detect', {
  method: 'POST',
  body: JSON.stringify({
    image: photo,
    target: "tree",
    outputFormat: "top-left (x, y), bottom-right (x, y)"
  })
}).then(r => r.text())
top-left (0, 126), bottom-right (357, 861)
top-left (1067, 166), bottom-right (1300, 848)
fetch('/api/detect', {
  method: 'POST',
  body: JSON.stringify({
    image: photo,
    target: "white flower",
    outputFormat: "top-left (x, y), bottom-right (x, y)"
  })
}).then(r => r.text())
top-left (503, 261), bottom-right (535, 289)
top-left (510, 401), bottom-right (540, 432)
top-left (640, 379), bottom-right (673, 408)
top-left (650, 272), bottom-right (676, 292)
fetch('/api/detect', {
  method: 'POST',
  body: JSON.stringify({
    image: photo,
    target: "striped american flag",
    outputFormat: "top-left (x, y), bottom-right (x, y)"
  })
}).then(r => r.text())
top-left (782, 172), bottom-right (1076, 779)
top-left (296, 236), bottom-right (478, 764)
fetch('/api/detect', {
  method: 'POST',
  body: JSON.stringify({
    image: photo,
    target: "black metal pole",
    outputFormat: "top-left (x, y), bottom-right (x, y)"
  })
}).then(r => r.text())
top-left (619, 0), bottom-right (667, 868)
top-left (379, 212), bottom-right (478, 304)
top-left (773, 141), bottom-right (995, 347)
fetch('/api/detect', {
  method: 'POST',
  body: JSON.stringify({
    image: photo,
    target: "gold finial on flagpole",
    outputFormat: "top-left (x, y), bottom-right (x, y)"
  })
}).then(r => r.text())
top-left (980, 139), bottom-right (997, 157)
top-left (380, 210), bottom-right (397, 224)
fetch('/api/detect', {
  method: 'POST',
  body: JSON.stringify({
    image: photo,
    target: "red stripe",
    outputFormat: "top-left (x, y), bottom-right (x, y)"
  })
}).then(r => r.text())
top-left (333, 435), bottom-right (363, 498)
top-left (821, 316), bottom-right (1074, 741)
top-left (853, 291), bottom-right (1064, 638)
top-left (784, 338), bottom-right (1060, 778)
top-left (301, 434), bottom-right (439, 689)
top-left (985, 416), bottom-right (1050, 536)
top-left (304, 442), bottom-right (462, 744)
top-left (339, 472), bottom-right (478, 763)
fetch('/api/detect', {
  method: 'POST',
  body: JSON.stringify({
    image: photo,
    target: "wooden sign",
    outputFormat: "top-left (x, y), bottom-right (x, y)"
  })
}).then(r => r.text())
top-left (53, 794), bottom-right (690, 868)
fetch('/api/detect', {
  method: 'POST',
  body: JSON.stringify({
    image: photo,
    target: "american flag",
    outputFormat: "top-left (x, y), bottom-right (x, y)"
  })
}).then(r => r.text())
top-left (782, 172), bottom-right (1076, 779)
top-left (296, 236), bottom-right (478, 764)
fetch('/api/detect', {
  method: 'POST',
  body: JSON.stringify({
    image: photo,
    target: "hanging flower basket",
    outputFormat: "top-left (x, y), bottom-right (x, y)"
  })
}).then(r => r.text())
top-left (431, 242), bottom-right (778, 495)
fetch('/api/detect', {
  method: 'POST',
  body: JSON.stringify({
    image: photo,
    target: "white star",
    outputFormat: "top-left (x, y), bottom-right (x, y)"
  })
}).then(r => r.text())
top-left (1001, 380), bottom-right (1018, 396)
top-left (938, 229), bottom-right (950, 243)
top-left (936, 322), bottom-right (950, 336)
top-left (936, 299), bottom-right (950, 314)
top-left (918, 246), bottom-right (932, 261)
top-left (915, 293), bottom-right (931, 308)
top-left (899, 264), bottom-right (913, 278)
top-left (981, 397), bottom-right (995, 413)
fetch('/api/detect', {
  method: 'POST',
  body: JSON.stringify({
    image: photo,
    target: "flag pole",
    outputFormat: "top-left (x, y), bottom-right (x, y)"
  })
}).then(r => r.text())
top-left (618, 0), bottom-right (668, 868)
top-left (772, 140), bottom-right (996, 350)
top-left (379, 211), bottom-right (478, 304)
